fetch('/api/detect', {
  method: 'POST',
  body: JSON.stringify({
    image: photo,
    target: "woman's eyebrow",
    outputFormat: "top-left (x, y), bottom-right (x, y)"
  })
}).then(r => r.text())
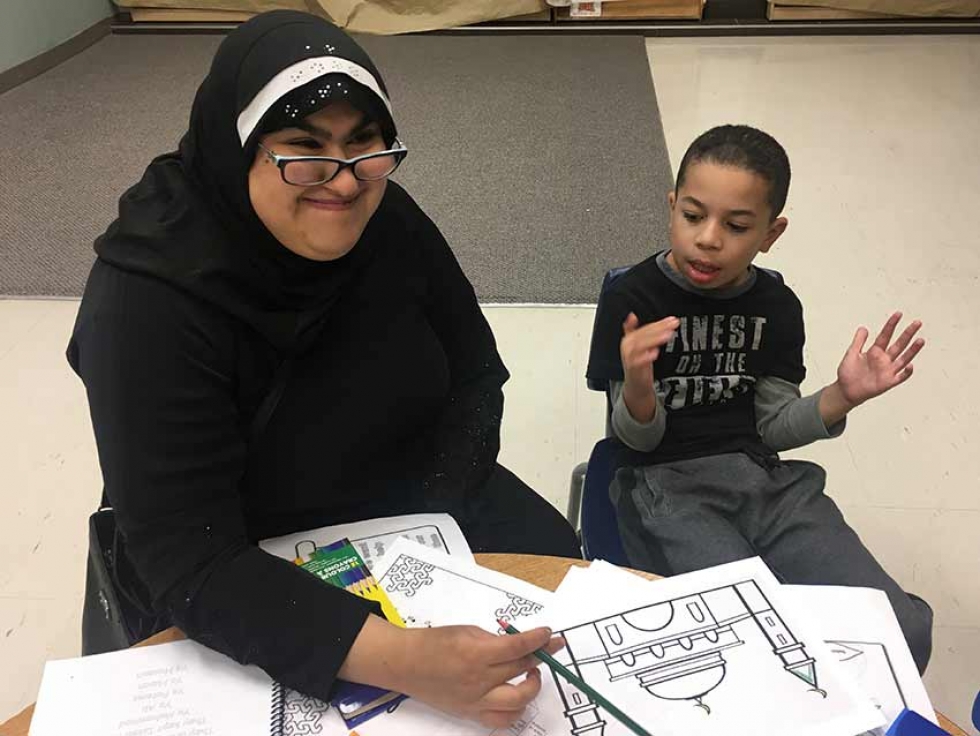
top-left (291, 117), bottom-right (376, 140)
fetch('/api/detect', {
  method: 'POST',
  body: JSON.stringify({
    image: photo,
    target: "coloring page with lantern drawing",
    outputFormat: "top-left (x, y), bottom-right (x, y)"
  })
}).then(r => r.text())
top-left (515, 557), bottom-right (885, 736)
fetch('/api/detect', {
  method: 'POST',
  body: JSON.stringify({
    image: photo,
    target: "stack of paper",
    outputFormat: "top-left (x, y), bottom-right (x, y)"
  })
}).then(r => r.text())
top-left (29, 513), bottom-right (936, 736)
top-left (353, 538), bottom-right (937, 736)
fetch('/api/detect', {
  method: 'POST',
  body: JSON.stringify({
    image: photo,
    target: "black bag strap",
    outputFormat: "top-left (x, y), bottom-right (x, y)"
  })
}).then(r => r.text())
top-left (248, 357), bottom-right (294, 446)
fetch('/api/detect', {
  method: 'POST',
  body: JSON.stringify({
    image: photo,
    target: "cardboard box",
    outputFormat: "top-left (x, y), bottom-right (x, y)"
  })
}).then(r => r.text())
top-left (117, 1), bottom-right (554, 32)
top-left (555, 0), bottom-right (703, 20)
top-left (766, 0), bottom-right (979, 17)
top-left (766, 2), bottom-right (903, 17)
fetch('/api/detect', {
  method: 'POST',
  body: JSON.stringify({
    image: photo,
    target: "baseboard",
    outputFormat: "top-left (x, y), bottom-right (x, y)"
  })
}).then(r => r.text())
top-left (0, 17), bottom-right (112, 96)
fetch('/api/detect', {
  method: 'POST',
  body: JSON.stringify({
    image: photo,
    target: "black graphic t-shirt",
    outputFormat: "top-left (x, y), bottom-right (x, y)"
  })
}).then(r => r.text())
top-left (586, 252), bottom-right (806, 464)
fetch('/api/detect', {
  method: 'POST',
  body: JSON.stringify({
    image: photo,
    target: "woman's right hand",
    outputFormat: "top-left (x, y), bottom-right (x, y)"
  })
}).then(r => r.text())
top-left (340, 616), bottom-right (564, 728)
top-left (399, 624), bottom-right (563, 727)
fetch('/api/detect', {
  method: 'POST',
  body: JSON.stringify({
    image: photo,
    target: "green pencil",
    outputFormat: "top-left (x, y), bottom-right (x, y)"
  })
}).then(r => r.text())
top-left (497, 619), bottom-right (654, 736)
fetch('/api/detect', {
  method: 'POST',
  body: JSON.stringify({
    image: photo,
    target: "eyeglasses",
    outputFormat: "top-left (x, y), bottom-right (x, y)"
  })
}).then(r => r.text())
top-left (258, 140), bottom-right (408, 186)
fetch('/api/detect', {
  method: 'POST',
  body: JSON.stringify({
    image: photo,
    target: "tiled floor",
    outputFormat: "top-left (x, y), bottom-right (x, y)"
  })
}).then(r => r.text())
top-left (1, 33), bottom-right (978, 734)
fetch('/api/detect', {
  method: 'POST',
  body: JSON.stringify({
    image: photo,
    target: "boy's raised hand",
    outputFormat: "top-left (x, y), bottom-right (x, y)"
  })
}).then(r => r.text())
top-left (619, 313), bottom-right (679, 423)
top-left (620, 313), bottom-right (680, 387)
top-left (835, 312), bottom-right (925, 407)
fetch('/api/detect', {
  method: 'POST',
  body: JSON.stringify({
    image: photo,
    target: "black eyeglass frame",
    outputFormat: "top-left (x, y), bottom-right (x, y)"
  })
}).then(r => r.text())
top-left (257, 140), bottom-right (408, 186)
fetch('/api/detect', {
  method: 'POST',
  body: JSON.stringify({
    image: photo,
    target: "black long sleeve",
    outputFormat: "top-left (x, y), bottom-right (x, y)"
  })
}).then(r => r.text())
top-left (70, 263), bottom-right (376, 700)
top-left (413, 211), bottom-right (509, 522)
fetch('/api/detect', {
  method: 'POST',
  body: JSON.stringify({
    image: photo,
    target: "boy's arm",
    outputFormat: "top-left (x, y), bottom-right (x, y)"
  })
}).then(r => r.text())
top-left (756, 377), bottom-right (846, 452)
top-left (760, 313), bottom-right (924, 449)
top-left (610, 380), bottom-right (667, 452)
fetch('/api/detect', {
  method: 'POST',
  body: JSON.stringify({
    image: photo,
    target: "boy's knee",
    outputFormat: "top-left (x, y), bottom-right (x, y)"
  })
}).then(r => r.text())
top-left (899, 593), bottom-right (934, 675)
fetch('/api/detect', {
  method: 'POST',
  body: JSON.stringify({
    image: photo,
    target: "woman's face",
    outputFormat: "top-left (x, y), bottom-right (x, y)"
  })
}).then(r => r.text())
top-left (249, 100), bottom-right (388, 261)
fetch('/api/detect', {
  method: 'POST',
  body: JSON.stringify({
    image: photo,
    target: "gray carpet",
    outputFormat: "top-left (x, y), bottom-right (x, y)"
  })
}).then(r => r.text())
top-left (0, 33), bottom-right (672, 303)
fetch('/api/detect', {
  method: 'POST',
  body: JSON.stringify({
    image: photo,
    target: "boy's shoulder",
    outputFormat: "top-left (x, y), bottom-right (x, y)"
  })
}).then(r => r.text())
top-left (604, 252), bottom-right (668, 300)
top-left (608, 253), bottom-right (803, 310)
top-left (754, 266), bottom-right (803, 303)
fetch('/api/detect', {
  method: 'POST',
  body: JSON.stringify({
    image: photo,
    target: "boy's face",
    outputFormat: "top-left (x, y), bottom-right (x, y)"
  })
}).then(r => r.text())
top-left (666, 161), bottom-right (787, 290)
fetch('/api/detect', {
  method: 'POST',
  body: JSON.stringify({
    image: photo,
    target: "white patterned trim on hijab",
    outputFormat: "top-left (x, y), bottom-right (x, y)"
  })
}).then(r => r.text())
top-left (236, 56), bottom-right (392, 146)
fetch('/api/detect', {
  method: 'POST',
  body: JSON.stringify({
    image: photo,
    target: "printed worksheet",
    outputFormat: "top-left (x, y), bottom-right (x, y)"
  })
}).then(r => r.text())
top-left (286, 539), bottom-right (563, 736)
top-left (258, 512), bottom-right (472, 570)
top-left (575, 559), bottom-right (935, 733)
top-left (517, 557), bottom-right (884, 736)
top-left (29, 640), bottom-right (274, 736)
top-left (784, 585), bottom-right (936, 731)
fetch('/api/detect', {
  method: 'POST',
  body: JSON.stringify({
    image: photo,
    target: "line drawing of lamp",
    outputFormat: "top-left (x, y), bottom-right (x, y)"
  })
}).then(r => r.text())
top-left (548, 580), bottom-right (823, 735)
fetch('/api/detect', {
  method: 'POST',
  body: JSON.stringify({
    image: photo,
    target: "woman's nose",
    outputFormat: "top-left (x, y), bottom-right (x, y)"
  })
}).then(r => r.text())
top-left (325, 166), bottom-right (360, 197)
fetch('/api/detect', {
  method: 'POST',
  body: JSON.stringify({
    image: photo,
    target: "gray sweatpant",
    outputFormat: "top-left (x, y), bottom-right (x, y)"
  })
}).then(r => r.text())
top-left (610, 452), bottom-right (934, 674)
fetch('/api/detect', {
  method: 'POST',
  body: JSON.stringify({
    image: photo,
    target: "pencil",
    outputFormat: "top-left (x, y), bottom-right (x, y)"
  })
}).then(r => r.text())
top-left (497, 619), bottom-right (654, 736)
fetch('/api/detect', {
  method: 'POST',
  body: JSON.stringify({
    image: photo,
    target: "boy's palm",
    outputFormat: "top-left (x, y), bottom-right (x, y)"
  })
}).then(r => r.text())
top-left (836, 312), bottom-right (924, 406)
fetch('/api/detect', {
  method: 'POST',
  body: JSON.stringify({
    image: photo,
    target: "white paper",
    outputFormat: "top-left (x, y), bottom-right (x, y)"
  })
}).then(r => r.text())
top-left (784, 585), bottom-right (936, 729)
top-left (306, 539), bottom-right (564, 736)
top-left (371, 537), bottom-right (553, 629)
top-left (258, 512), bottom-right (472, 570)
top-left (518, 557), bottom-right (885, 736)
top-left (29, 640), bottom-right (274, 736)
top-left (567, 561), bottom-right (936, 733)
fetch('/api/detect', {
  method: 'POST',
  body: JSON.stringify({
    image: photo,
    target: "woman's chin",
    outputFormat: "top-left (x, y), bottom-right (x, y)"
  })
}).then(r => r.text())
top-left (280, 237), bottom-right (358, 262)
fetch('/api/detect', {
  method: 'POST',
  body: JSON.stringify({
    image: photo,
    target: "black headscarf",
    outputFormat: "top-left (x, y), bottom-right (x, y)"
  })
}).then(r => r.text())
top-left (95, 11), bottom-right (399, 353)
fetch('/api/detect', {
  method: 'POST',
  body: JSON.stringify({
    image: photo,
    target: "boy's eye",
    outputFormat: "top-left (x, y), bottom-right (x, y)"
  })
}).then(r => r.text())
top-left (682, 212), bottom-right (702, 223)
top-left (728, 223), bottom-right (750, 234)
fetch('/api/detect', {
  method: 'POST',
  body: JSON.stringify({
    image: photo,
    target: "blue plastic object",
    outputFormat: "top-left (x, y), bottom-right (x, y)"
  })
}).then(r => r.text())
top-left (579, 438), bottom-right (630, 565)
top-left (972, 690), bottom-right (979, 731)
top-left (886, 709), bottom-right (952, 736)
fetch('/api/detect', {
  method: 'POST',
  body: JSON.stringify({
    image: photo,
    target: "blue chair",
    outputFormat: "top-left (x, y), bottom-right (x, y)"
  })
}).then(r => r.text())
top-left (567, 266), bottom-right (632, 564)
top-left (578, 437), bottom-right (630, 565)
top-left (972, 690), bottom-right (979, 731)
top-left (568, 262), bottom-right (786, 565)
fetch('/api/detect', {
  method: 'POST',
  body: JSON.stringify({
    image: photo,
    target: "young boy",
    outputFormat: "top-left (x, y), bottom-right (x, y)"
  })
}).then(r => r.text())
top-left (585, 124), bottom-right (933, 673)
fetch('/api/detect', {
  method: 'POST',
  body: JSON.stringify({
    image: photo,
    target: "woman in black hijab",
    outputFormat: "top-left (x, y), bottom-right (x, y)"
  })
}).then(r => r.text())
top-left (68, 10), bottom-right (579, 727)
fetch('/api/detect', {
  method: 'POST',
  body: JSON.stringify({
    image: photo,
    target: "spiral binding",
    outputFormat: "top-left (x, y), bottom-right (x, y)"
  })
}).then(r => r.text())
top-left (270, 681), bottom-right (286, 735)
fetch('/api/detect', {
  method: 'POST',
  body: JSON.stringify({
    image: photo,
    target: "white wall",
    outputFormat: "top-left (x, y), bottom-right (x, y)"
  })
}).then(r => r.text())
top-left (0, 0), bottom-right (113, 75)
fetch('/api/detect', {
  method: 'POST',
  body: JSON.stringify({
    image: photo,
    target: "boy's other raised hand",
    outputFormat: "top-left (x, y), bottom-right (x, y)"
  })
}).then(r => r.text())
top-left (835, 311), bottom-right (925, 407)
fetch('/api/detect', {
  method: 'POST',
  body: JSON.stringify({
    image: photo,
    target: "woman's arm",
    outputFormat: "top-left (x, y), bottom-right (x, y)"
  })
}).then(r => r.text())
top-left (70, 264), bottom-right (376, 700)
top-left (414, 214), bottom-right (510, 522)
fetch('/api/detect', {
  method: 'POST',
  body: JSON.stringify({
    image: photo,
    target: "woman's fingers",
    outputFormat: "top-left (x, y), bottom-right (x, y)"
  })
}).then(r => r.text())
top-left (492, 635), bottom-right (565, 682)
top-left (486, 627), bottom-right (552, 665)
top-left (479, 669), bottom-right (543, 713)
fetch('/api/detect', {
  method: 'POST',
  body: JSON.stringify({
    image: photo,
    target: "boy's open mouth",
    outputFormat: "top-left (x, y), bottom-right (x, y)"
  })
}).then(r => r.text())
top-left (690, 260), bottom-right (720, 274)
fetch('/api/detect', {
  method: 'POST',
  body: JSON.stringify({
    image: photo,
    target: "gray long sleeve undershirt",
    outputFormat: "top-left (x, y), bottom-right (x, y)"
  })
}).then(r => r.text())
top-left (609, 376), bottom-right (846, 454)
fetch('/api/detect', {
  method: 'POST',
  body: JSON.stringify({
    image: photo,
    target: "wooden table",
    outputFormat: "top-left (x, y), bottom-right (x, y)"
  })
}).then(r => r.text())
top-left (1, 554), bottom-right (969, 736)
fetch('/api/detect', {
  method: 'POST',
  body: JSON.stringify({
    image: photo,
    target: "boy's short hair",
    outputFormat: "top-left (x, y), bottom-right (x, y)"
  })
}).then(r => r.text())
top-left (675, 125), bottom-right (791, 219)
